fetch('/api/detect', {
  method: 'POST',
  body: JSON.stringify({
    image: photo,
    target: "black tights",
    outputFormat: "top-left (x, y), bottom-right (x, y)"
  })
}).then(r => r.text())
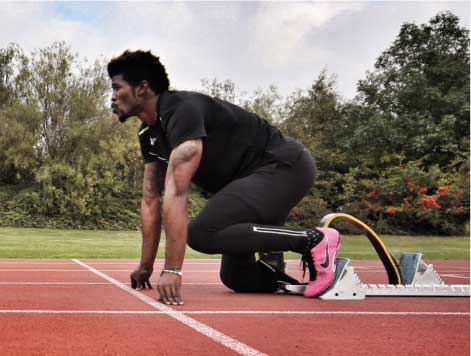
top-left (187, 147), bottom-right (316, 292)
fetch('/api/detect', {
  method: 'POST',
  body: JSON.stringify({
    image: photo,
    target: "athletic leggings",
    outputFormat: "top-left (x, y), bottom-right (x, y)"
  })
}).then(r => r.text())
top-left (187, 145), bottom-right (316, 293)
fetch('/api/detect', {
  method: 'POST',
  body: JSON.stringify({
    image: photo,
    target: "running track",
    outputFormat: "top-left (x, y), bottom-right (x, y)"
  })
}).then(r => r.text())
top-left (0, 259), bottom-right (469, 356)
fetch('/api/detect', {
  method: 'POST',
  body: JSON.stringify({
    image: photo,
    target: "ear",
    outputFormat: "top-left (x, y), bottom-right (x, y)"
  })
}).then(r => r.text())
top-left (136, 80), bottom-right (150, 97)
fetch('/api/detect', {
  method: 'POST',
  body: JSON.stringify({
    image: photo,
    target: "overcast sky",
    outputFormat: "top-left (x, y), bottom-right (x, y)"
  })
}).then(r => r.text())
top-left (1, 1), bottom-right (469, 99)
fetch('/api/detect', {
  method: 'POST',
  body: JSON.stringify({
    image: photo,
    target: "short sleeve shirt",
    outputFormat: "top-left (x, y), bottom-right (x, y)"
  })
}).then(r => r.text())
top-left (138, 90), bottom-right (303, 193)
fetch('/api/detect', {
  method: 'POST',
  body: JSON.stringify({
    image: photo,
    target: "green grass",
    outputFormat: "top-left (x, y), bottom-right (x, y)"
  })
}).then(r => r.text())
top-left (286, 235), bottom-right (470, 261)
top-left (0, 227), bottom-right (469, 260)
top-left (0, 228), bottom-right (144, 259)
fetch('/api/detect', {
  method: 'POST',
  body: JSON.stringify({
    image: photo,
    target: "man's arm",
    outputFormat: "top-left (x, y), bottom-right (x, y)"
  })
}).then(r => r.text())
top-left (158, 139), bottom-right (202, 305)
top-left (130, 161), bottom-right (165, 290)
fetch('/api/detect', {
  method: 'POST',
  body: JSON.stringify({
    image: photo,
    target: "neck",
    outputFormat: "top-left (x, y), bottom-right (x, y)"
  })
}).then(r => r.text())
top-left (137, 95), bottom-right (159, 127)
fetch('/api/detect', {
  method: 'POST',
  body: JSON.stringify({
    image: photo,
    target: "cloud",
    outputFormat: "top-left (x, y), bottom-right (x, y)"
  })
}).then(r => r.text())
top-left (249, 2), bottom-right (366, 67)
top-left (0, 2), bottom-right (106, 62)
top-left (0, 2), bottom-right (201, 88)
top-left (0, 1), bottom-right (468, 99)
top-left (97, 2), bottom-right (249, 90)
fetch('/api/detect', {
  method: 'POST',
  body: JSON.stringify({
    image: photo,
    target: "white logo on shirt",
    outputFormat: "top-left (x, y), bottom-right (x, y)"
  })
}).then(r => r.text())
top-left (150, 137), bottom-right (157, 146)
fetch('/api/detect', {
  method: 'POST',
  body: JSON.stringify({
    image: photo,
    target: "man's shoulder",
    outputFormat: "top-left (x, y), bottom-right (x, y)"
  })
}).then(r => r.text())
top-left (158, 91), bottom-right (214, 132)
top-left (160, 90), bottom-right (210, 112)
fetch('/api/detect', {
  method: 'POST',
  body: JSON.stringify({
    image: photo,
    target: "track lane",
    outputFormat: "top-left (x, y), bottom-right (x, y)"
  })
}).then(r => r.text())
top-left (189, 314), bottom-right (470, 356)
top-left (73, 259), bottom-right (268, 356)
top-left (0, 259), bottom-right (469, 356)
top-left (0, 314), bottom-right (239, 356)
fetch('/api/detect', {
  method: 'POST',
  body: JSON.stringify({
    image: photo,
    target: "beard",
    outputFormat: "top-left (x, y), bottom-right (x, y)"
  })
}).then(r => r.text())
top-left (112, 102), bottom-right (137, 124)
top-left (118, 115), bottom-right (129, 123)
top-left (115, 109), bottom-right (132, 123)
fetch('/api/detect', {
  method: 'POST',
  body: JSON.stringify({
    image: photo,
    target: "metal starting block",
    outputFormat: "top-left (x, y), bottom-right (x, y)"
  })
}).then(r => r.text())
top-left (279, 254), bottom-right (470, 300)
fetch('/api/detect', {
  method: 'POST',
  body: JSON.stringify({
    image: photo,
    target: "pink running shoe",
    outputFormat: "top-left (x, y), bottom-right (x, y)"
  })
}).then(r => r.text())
top-left (302, 227), bottom-right (340, 298)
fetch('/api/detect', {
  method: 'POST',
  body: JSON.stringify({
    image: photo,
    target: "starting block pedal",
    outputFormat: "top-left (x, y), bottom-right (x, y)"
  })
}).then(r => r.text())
top-left (278, 254), bottom-right (470, 300)
top-left (398, 253), bottom-right (444, 285)
top-left (319, 258), bottom-right (365, 300)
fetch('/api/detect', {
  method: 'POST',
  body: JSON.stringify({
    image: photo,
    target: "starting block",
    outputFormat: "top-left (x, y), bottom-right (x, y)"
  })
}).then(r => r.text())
top-left (279, 254), bottom-right (471, 300)
top-left (280, 213), bottom-right (470, 300)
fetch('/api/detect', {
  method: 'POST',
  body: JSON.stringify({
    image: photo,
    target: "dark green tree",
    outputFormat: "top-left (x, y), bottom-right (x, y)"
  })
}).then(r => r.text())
top-left (199, 78), bottom-right (242, 105)
top-left (242, 85), bottom-right (286, 124)
top-left (356, 11), bottom-right (469, 167)
top-left (0, 42), bottom-right (143, 228)
top-left (0, 44), bottom-right (20, 108)
top-left (281, 70), bottom-right (354, 209)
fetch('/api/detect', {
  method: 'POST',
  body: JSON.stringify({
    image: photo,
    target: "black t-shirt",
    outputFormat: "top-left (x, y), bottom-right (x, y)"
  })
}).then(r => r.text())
top-left (139, 90), bottom-right (303, 193)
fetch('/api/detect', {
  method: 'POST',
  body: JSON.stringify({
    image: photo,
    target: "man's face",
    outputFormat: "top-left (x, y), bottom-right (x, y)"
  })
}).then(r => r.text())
top-left (111, 74), bottom-right (139, 122)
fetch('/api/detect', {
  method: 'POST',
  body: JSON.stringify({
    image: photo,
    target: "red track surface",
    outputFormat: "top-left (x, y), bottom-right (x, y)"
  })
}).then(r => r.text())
top-left (0, 259), bottom-right (469, 356)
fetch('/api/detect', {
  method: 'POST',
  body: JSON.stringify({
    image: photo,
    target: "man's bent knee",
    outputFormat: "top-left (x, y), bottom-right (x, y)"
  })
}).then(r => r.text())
top-left (187, 224), bottom-right (217, 254)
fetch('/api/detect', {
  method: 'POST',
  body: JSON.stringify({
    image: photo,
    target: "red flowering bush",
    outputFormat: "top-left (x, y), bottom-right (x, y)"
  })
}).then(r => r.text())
top-left (359, 161), bottom-right (469, 235)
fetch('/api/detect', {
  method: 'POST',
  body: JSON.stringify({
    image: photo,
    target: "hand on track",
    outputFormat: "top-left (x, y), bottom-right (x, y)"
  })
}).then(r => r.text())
top-left (130, 267), bottom-right (153, 290)
top-left (157, 273), bottom-right (184, 306)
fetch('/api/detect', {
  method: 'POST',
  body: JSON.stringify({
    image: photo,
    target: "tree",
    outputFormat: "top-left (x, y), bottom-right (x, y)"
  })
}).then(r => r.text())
top-left (357, 11), bottom-right (469, 167)
top-left (199, 78), bottom-right (286, 123)
top-left (242, 85), bottom-right (286, 123)
top-left (0, 44), bottom-right (20, 107)
top-left (345, 12), bottom-right (470, 234)
top-left (277, 70), bottom-right (360, 219)
top-left (199, 78), bottom-right (242, 105)
top-left (0, 42), bottom-right (143, 228)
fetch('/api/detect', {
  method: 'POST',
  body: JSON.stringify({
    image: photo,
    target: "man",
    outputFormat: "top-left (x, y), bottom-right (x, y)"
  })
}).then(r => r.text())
top-left (108, 50), bottom-right (340, 305)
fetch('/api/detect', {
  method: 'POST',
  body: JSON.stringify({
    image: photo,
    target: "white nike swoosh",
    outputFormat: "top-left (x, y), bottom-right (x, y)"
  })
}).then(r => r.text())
top-left (320, 237), bottom-right (330, 269)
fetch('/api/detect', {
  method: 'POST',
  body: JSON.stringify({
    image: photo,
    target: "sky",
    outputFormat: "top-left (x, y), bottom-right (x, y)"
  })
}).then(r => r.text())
top-left (1, 1), bottom-right (469, 99)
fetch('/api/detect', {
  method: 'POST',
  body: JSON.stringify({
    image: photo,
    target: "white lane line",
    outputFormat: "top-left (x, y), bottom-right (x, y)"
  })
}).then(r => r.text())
top-left (2, 269), bottom-right (468, 281)
top-left (1, 260), bottom-right (468, 271)
top-left (0, 262), bottom-right (221, 265)
top-left (180, 311), bottom-right (471, 316)
top-left (0, 268), bottom-right (468, 273)
top-left (85, 262), bottom-right (223, 265)
top-left (0, 310), bottom-right (161, 314)
top-left (0, 282), bottom-right (110, 285)
top-left (310, 268), bottom-right (468, 275)
top-left (72, 259), bottom-right (267, 356)
top-left (0, 262), bottom-right (76, 265)
top-left (184, 283), bottom-right (222, 285)
top-left (441, 274), bottom-right (471, 280)
top-left (0, 270), bottom-right (93, 272)
top-left (313, 270), bottom-right (470, 276)
top-left (92, 270), bottom-right (222, 272)
top-left (0, 282), bottom-right (221, 285)
top-left (0, 269), bottom-right (222, 272)
top-left (0, 309), bottom-right (468, 316)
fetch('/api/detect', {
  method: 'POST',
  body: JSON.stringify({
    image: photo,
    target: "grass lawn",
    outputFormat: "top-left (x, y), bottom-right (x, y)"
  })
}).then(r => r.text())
top-left (0, 227), bottom-right (469, 260)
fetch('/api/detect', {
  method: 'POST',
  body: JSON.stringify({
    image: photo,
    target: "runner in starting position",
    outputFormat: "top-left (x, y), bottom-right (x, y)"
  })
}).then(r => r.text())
top-left (107, 50), bottom-right (340, 305)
